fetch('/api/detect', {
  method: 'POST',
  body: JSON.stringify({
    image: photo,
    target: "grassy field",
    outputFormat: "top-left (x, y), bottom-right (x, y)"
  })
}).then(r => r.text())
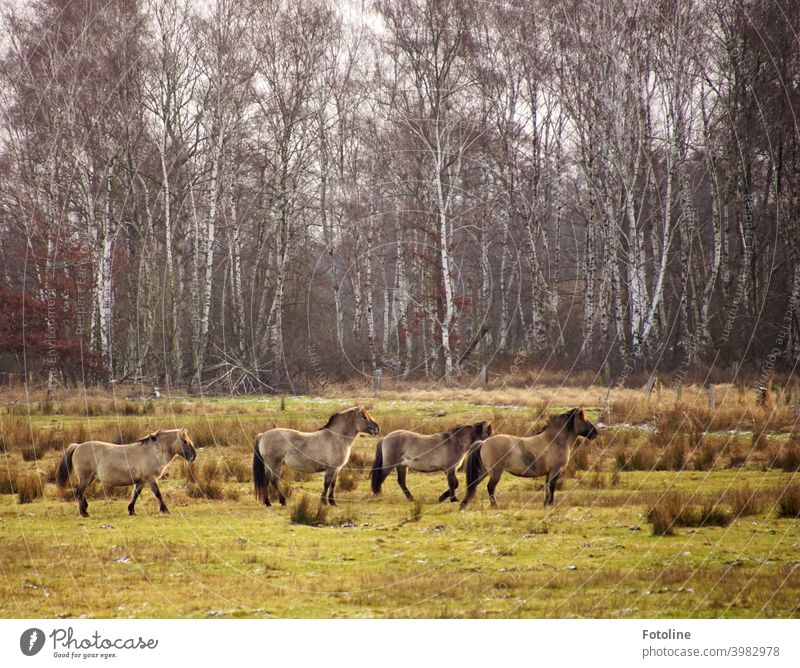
top-left (1, 385), bottom-right (799, 618)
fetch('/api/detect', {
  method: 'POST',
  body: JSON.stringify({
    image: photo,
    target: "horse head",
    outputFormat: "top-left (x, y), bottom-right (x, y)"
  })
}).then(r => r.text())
top-left (177, 428), bottom-right (197, 461)
top-left (474, 420), bottom-right (493, 440)
top-left (355, 407), bottom-right (380, 436)
top-left (567, 407), bottom-right (598, 441)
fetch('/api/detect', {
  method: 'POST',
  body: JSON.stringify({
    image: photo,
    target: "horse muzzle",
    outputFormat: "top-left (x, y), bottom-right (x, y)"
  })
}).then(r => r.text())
top-left (369, 424), bottom-right (380, 436)
top-left (586, 427), bottom-right (599, 440)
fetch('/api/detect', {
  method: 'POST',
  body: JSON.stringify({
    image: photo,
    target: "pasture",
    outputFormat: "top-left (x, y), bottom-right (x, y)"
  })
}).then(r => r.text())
top-left (1, 384), bottom-right (799, 618)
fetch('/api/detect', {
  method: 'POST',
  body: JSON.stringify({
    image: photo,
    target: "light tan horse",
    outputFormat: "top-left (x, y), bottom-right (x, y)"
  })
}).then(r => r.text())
top-left (460, 408), bottom-right (598, 509)
top-left (253, 406), bottom-right (380, 507)
top-left (55, 428), bottom-right (197, 517)
top-left (370, 421), bottom-right (493, 502)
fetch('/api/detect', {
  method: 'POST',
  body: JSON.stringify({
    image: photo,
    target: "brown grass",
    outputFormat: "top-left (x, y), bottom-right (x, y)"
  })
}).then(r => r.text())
top-left (185, 459), bottom-right (225, 500)
top-left (777, 484), bottom-right (800, 519)
top-left (725, 487), bottom-right (765, 518)
top-left (289, 496), bottom-right (330, 526)
top-left (646, 491), bottom-right (734, 536)
top-left (15, 472), bottom-right (43, 504)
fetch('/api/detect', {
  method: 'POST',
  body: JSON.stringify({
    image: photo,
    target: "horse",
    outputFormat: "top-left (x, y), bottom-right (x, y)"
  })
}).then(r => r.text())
top-left (460, 408), bottom-right (598, 509)
top-left (55, 428), bottom-right (197, 517)
top-left (370, 421), bottom-right (493, 502)
top-left (253, 406), bottom-right (380, 507)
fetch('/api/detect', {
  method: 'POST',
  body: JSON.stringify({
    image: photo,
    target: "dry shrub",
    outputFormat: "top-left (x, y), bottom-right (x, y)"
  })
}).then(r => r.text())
top-left (751, 420), bottom-right (770, 450)
top-left (185, 458), bottom-right (225, 500)
top-left (615, 443), bottom-right (657, 471)
top-left (186, 479), bottom-right (224, 500)
top-left (336, 468), bottom-right (358, 492)
top-left (585, 467), bottom-right (609, 489)
top-left (0, 463), bottom-right (19, 494)
top-left (569, 443), bottom-right (591, 472)
top-left (777, 484), bottom-right (800, 519)
top-left (725, 487), bottom-right (764, 518)
top-left (647, 500), bottom-right (676, 536)
top-left (646, 492), bottom-right (733, 536)
top-left (222, 456), bottom-right (251, 483)
top-left (290, 496), bottom-right (329, 526)
top-left (15, 473), bottom-right (43, 504)
top-left (693, 438), bottom-right (720, 471)
top-left (655, 438), bottom-right (687, 471)
top-left (777, 439), bottom-right (800, 472)
top-left (20, 447), bottom-right (39, 462)
top-left (347, 450), bottom-right (369, 472)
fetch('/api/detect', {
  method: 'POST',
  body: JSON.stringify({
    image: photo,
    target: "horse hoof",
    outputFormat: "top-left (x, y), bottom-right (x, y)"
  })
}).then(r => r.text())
top-left (128, 510), bottom-right (136, 516)
top-left (450, 496), bottom-right (459, 503)
top-left (160, 508), bottom-right (170, 514)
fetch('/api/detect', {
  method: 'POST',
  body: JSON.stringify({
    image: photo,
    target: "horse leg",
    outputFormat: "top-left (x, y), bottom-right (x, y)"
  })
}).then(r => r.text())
top-left (271, 463), bottom-right (286, 506)
top-left (127, 483), bottom-right (144, 516)
top-left (327, 469), bottom-right (338, 506)
top-left (438, 469), bottom-right (459, 503)
top-left (545, 470), bottom-right (560, 507)
top-left (487, 468), bottom-right (503, 507)
top-left (149, 479), bottom-right (169, 514)
top-left (321, 468), bottom-right (335, 505)
top-left (261, 467), bottom-right (272, 507)
top-left (75, 477), bottom-right (91, 518)
top-left (396, 465), bottom-right (413, 501)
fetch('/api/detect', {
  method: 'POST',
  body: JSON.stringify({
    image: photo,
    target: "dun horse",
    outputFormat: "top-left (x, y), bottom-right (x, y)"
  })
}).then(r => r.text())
top-left (371, 421), bottom-right (493, 502)
top-left (55, 428), bottom-right (197, 517)
top-left (460, 408), bottom-right (598, 509)
top-left (253, 407), bottom-right (380, 507)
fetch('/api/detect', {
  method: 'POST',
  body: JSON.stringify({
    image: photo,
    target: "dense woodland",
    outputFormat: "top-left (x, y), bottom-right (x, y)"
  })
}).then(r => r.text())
top-left (0, 0), bottom-right (799, 391)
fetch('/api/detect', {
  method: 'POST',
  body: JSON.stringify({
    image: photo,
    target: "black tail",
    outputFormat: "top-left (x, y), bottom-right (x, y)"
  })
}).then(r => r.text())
top-left (370, 439), bottom-right (389, 494)
top-left (253, 438), bottom-right (268, 501)
top-left (55, 444), bottom-right (77, 490)
top-left (462, 442), bottom-right (486, 507)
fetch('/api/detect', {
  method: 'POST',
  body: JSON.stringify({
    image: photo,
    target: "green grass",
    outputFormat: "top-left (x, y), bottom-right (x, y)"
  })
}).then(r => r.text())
top-left (0, 393), bottom-right (799, 618)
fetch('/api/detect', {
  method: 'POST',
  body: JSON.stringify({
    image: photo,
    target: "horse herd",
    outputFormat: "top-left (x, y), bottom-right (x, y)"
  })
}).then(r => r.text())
top-left (55, 406), bottom-right (599, 518)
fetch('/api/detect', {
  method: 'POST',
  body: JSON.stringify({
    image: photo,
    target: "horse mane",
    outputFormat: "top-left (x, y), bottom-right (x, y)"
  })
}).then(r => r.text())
top-left (542, 409), bottom-right (577, 433)
top-left (318, 408), bottom-right (357, 431)
top-left (135, 429), bottom-right (161, 445)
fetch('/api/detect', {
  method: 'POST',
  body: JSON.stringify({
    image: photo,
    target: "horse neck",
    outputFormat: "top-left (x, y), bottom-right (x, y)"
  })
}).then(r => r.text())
top-left (448, 429), bottom-right (472, 454)
top-left (324, 419), bottom-right (358, 445)
top-left (543, 427), bottom-right (574, 452)
top-left (151, 434), bottom-right (179, 463)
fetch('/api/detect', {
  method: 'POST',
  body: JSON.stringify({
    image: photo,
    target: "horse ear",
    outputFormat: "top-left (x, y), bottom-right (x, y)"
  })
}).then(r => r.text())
top-left (566, 411), bottom-right (576, 431)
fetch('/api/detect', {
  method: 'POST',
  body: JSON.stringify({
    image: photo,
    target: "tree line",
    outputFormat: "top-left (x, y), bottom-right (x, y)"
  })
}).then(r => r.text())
top-left (1, 0), bottom-right (798, 391)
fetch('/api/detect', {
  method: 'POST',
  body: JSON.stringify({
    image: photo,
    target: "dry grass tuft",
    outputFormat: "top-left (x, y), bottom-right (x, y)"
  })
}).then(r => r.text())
top-left (336, 468), bottom-right (358, 492)
top-left (646, 491), bottom-right (733, 536)
top-left (777, 484), bottom-right (800, 519)
top-left (615, 443), bottom-right (657, 471)
top-left (221, 455), bottom-right (251, 483)
top-left (290, 496), bottom-right (330, 526)
top-left (725, 487), bottom-right (765, 518)
top-left (185, 459), bottom-right (225, 500)
top-left (15, 472), bottom-right (43, 504)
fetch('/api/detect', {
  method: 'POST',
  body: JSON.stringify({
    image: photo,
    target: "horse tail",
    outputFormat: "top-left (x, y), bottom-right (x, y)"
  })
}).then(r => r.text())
top-left (370, 439), bottom-right (388, 495)
top-left (464, 442), bottom-right (486, 498)
top-left (56, 444), bottom-right (78, 490)
top-left (252, 437), bottom-right (268, 501)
